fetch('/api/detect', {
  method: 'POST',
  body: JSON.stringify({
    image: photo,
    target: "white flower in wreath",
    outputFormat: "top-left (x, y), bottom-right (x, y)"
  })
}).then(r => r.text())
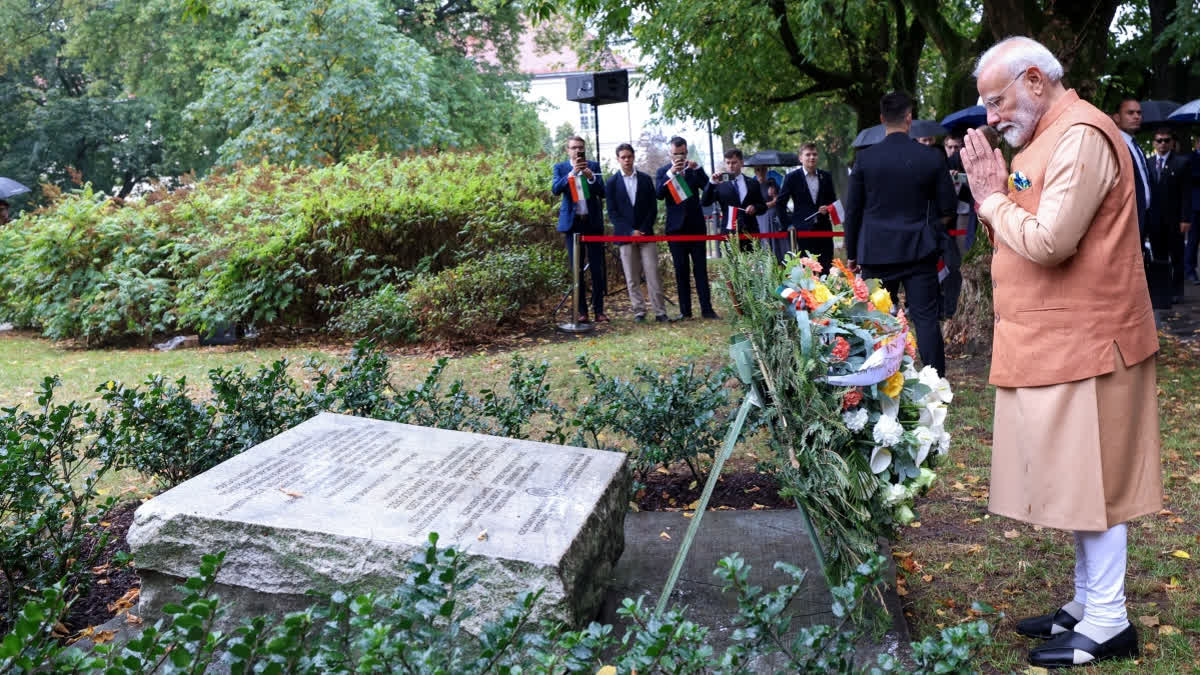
top-left (914, 425), bottom-right (938, 465)
top-left (937, 429), bottom-right (952, 454)
top-left (902, 361), bottom-right (919, 381)
top-left (919, 401), bottom-right (947, 431)
top-left (869, 445), bottom-right (893, 474)
top-left (883, 482), bottom-right (908, 505)
top-left (917, 365), bottom-right (941, 391)
top-left (843, 407), bottom-right (869, 432)
top-left (872, 414), bottom-right (904, 447)
top-left (879, 392), bottom-right (900, 419)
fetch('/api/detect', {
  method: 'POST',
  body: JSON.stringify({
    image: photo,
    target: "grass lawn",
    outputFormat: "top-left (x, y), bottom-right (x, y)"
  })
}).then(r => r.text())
top-left (898, 339), bottom-right (1200, 673)
top-left (2, 315), bottom-right (1196, 671)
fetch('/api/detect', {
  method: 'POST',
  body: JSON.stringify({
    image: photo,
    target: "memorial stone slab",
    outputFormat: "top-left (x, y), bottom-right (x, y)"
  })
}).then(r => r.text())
top-left (128, 413), bottom-right (630, 631)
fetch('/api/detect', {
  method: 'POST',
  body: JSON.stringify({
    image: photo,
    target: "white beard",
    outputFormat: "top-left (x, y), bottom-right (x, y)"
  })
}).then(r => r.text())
top-left (997, 90), bottom-right (1044, 148)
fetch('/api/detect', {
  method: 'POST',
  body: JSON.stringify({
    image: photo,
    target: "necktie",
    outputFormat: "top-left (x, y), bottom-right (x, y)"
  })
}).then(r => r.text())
top-left (1157, 156), bottom-right (1165, 181)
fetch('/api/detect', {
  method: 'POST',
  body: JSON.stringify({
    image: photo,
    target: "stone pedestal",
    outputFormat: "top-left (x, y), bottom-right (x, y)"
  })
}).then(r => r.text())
top-left (128, 413), bottom-right (630, 630)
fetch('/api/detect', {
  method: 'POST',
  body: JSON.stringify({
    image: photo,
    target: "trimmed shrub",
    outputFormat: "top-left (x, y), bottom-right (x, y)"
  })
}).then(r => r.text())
top-left (406, 243), bottom-right (567, 340)
top-left (0, 379), bottom-right (119, 627)
top-left (0, 152), bottom-right (558, 344)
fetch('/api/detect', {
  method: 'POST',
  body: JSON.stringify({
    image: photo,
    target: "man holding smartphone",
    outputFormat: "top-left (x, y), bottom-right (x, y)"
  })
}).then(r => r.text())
top-left (655, 136), bottom-right (717, 320)
top-left (702, 148), bottom-right (766, 253)
top-left (552, 136), bottom-right (607, 322)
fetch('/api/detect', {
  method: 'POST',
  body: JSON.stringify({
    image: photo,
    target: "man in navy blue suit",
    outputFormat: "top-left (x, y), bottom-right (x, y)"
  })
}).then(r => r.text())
top-left (701, 148), bottom-right (766, 253)
top-left (844, 91), bottom-right (957, 376)
top-left (552, 136), bottom-right (607, 322)
top-left (656, 136), bottom-right (717, 320)
top-left (606, 143), bottom-right (666, 322)
top-left (776, 142), bottom-right (839, 271)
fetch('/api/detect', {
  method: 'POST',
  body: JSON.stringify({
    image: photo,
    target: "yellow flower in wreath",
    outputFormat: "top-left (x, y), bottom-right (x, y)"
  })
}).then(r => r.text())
top-left (881, 370), bottom-right (905, 399)
top-left (870, 287), bottom-right (894, 314)
top-left (812, 282), bottom-right (833, 305)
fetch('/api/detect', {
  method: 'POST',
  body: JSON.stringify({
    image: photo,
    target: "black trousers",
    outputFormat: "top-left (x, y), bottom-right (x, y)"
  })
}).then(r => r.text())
top-left (564, 231), bottom-right (606, 316)
top-left (1149, 220), bottom-right (1186, 297)
top-left (862, 256), bottom-right (946, 377)
top-left (668, 240), bottom-right (713, 317)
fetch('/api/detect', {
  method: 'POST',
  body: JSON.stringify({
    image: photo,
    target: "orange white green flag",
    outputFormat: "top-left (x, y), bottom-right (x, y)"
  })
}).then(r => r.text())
top-left (568, 173), bottom-right (590, 202)
top-left (666, 173), bottom-right (693, 204)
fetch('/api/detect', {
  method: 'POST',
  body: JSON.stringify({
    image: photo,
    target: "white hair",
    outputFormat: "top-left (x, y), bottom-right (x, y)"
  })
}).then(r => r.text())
top-left (973, 36), bottom-right (1064, 82)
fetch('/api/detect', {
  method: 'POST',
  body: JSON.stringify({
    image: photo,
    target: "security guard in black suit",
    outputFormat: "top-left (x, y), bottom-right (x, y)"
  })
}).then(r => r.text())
top-left (844, 91), bottom-right (957, 377)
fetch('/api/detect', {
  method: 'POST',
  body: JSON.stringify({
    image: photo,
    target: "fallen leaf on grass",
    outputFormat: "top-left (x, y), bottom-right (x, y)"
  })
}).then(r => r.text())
top-left (1159, 625), bottom-right (1180, 636)
top-left (964, 474), bottom-right (981, 484)
top-left (1169, 550), bottom-right (1191, 559)
top-left (967, 517), bottom-right (982, 524)
top-left (655, 467), bottom-right (671, 475)
top-left (687, 480), bottom-right (697, 490)
top-left (966, 544), bottom-right (983, 555)
top-left (597, 667), bottom-right (617, 675)
top-left (942, 562), bottom-right (952, 570)
top-left (939, 597), bottom-right (957, 609)
top-left (685, 500), bottom-right (700, 511)
top-left (1003, 530), bottom-right (1020, 539)
top-left (1144, 642), bottom-right (1157, 652)
top-left (922, 574), bottom-right (933, 582)
top-left (1024, 668), bottom-right (1050, 674)
top-left (1138, 615), bottom-right (1160, 627)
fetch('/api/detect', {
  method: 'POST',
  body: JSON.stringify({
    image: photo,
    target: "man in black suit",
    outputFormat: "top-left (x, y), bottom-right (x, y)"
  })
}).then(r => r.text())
top-left (1111, 98), bottom-right (1151, 243)
top-left (606, 143), bottom-right (666, 322)
top-left (844, 91), bottom-right (957, 376)
top-left (655, 136), bottom-right (717, 320)
top-left (551, 135), bottom-right (607, 322)
top-left (1146, 127), bottom-right (1193, 302)
top-left (777, 142), bottom-right (838, 271)
top-left (701, 148), bottom-right (766, 253)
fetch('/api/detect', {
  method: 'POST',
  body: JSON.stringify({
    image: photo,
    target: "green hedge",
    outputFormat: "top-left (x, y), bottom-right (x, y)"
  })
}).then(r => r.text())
top-left (0, 152), bottom-right (559, 344)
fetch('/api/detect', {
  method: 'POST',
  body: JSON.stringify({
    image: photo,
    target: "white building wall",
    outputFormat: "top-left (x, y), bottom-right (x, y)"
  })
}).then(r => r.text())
top-left (525, 71), bottom-right (723, 174)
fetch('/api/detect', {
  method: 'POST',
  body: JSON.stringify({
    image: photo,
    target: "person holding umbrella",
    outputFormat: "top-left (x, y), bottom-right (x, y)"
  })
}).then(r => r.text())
top-left (0, 177), bottom-right (32, 224)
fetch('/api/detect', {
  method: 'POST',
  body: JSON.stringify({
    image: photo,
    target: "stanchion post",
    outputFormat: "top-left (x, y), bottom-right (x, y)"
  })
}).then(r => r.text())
top-left (557, 232), bottom-right (594, 333)
top-left (788, 226), bottom-right (797, 256)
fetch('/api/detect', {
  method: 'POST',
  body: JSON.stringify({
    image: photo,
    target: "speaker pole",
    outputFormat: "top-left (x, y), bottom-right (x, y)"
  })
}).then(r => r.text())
top-left (707, 119), bottom-right (715, 174)
top-left (592, 103), bottom-right (600, 160)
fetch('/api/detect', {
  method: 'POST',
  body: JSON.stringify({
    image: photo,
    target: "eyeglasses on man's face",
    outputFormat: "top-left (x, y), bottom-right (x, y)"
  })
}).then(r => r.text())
top-left (1153, 138), bottom-right (1171, 144)
top-left (983, 70), bottom-right (1027, 111)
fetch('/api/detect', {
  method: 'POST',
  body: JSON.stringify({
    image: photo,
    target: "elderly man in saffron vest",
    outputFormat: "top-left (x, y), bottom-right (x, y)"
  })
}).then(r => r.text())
top-left (960, 37), bottom-right (1161, 669)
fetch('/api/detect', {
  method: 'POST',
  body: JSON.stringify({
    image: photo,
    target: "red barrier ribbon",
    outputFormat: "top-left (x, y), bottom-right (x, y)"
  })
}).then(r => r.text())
top-left (581, 230), bottom-right (966, 243)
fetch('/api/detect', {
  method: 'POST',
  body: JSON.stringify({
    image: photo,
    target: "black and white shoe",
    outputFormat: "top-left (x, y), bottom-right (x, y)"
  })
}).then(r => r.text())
top-left (1028, 624), bottom-right (1138, 668)
top-left (1015, 608), bottom-right (1080, 640)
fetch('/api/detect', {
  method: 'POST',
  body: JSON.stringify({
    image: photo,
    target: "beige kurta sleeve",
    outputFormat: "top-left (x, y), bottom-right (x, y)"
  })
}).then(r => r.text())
top-left (978, 125), bottom-right (1120, 266)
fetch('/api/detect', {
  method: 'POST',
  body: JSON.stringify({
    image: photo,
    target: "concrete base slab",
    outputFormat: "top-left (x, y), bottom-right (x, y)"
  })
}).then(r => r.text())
top-left (601, 510), bottom-right (910, 669)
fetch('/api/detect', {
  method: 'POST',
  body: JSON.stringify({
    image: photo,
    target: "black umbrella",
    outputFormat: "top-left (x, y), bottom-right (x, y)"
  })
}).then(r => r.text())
top-left (1140, 100), bottom-right (1181, 124)
top-left (0, 177), bottom-right (30, 200)
top-left (940, 105), bottom-right (987, 132)
top-left (852, 120), bottom-right (948, 148)
top-left (743, 150), bottom-right (800, 166)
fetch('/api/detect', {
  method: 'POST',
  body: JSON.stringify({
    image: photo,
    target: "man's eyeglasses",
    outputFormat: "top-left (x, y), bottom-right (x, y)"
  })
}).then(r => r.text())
top-left (983, 70), bottom-right (1027, 111)
top-left (1153, 138), bottom-right (1171, 144)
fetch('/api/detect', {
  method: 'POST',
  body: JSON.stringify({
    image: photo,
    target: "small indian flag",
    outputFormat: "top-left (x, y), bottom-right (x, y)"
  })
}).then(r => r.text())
top-left (726, 205), bottom-right (743, 231)
top-left (568, 173), bottom-right (590, 202)
top-left (826, 200), bottom-right (845, 225)
top-left (666, 174), bottom-right (693, 204)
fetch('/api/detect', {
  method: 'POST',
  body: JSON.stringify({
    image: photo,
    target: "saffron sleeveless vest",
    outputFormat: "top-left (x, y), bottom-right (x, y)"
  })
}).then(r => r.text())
top-left (989, 90), bottom-right (1158, 387)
